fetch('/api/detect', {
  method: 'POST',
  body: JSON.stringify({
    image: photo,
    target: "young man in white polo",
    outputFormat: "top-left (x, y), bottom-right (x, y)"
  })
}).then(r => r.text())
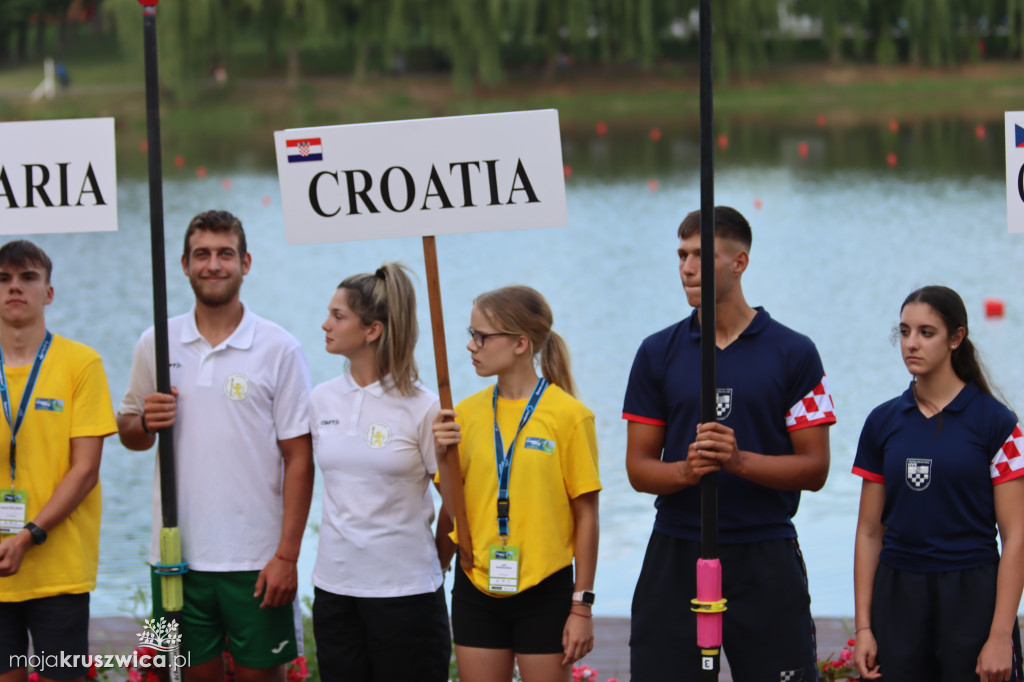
top-left (118, 210), bottom-right (313, 681)
top-left (0, 240), bottom-right (117, 682)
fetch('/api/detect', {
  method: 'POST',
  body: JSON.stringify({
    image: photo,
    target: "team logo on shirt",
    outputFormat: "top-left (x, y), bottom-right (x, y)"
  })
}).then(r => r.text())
top-left (224, 374), bottom-right (251, 401)
top-left (906, 458), bottom-right (932, 490)
top-left (365, 423), bottom-right (392, 448)
top-left (716, 388), bottom-right (732, 420)
top-left (779, 671), bottom-right (804, 681)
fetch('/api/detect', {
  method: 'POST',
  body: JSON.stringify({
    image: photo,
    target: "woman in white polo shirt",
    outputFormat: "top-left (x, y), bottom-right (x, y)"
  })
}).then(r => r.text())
top-left (310, 262), bottom-right (450, 681)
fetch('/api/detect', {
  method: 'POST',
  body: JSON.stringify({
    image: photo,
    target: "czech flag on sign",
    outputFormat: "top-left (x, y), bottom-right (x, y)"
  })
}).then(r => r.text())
top-left (286, 138), bottom-right (323, 162)
top-left (1016, 125), bottom-right (1024, 148)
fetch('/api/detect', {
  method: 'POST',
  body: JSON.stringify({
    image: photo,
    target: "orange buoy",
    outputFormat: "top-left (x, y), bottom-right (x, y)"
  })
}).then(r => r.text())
top-left (595, 122), bottom-right (608, 136)
top-left (984, 298), bottom-right (1005, 318)
top-left (139, 140), bottom-right (149, 153)
top-left (975, 125), bottom-right (986, 140)
top-left (717, 134), bottom-right (729, 150)
top-left (888, 119), bottom-right (899, 133)
top-left (196, 166), bottom-right (208, 179)
top-left (174, 154), bottom-right (185, 168)
top-left (886, 153), bottom-right (898, 167)
top-left (816, 115), bottom-right (827, 128)
top-left (647, 179), bottom-right (659, 192)
top-left (753, 198), bottom-right (763, 210)
top-left (650, 127), bottom-right (662, 142)
top-left (261, 195), bottom-right (273, 207)
top-left (797, 141), bottom-right (809, 159)
top-left (563, 164), bottom-right (573, 179)
top-left (222, 178), bottom-right (233, 190)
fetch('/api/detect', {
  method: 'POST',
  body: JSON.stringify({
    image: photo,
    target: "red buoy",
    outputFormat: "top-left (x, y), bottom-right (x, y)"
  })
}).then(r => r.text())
top-left (985, 298), bottom-right (1005, 318)
top-left (797, 141), bottom-right (809, 159)
top-left (595, 122), bottom-right (608, 136)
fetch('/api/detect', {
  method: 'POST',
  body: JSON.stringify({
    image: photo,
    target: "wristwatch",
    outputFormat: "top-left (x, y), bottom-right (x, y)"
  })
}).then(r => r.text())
top-left (24, 522), bottom-right (47, 545)
top-left (571, 590), bottom-right (595, 606)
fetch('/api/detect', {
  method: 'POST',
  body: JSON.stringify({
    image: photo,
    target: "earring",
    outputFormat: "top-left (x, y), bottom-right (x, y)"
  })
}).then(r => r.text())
top-left (951, 345), bottom-right (958, 350)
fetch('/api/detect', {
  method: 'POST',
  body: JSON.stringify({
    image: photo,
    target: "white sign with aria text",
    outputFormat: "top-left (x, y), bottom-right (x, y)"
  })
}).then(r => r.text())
top-left (274, 110), bottom-right (568, 245)
top-left (0, 118), bottom-right (118, 235)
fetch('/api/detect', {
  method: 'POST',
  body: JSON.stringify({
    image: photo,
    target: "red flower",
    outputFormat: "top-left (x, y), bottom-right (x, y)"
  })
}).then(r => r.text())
top-left (28, 674), bottom-right (39, 682)
top-left (286, 656), bottom-right (309, 682)
top-left (87, 661), bottom-right (98, 679)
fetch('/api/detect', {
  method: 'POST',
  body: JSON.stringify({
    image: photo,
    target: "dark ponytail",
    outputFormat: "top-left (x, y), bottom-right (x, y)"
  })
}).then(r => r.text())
top-left (901, 286), bottom-right (992, 396)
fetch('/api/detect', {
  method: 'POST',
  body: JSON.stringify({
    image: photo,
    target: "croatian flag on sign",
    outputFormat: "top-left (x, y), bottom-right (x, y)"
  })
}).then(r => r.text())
top-left (286, 137), bottom-right (323, 162)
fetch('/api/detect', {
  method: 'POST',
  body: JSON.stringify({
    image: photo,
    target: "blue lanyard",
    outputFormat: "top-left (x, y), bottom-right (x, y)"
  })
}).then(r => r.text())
top-left (493, 377), bottom-right (548, 538)
top-left (1, 330), bottom-right (52, 484)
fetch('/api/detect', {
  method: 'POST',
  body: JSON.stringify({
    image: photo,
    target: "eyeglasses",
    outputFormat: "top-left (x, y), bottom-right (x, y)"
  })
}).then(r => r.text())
top-left (467, 327), bottom-right (515, 347)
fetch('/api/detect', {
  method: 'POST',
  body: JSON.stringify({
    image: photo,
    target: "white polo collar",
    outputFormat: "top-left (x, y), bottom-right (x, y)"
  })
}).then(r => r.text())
top-left (180, 302), bottom-right (256, 350)
top-left (339, 370), bottom-right (392, 398)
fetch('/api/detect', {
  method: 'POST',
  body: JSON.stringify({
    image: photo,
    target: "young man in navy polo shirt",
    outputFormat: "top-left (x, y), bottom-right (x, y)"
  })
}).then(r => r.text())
top-left (623, 207), bottom-right (836, 681)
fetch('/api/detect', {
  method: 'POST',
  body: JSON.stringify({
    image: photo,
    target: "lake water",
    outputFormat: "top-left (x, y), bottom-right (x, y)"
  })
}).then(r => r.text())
top-left (24, 118), bottom-right (1024, 619)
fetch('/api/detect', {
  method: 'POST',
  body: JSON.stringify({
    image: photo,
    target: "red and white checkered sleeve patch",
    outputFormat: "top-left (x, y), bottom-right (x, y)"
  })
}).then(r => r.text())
top-left (785, 375), bottom-right (837, 432)
top-left (991, 422), bottom-right (1024, 484)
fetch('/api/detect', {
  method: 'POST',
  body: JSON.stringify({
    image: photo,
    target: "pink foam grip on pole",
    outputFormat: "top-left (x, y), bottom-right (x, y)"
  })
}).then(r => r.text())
top-left (696, 558), bottom-right (723, 648)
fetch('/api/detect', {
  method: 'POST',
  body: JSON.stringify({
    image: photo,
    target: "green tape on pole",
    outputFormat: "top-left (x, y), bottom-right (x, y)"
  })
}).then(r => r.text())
top-left (160, 526), bottom-right (184, 612)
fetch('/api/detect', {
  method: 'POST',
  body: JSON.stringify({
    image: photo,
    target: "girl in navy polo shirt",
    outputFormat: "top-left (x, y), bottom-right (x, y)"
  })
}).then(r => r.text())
top-left (852, 286), bottom-right (1024, 681)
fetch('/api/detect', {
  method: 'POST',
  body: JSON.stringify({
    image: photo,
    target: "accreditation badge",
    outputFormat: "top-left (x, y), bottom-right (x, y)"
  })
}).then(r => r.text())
top-left (488, 544), bottom-right (520, 594)
top-left (0, 489), bottom-right (28, 536)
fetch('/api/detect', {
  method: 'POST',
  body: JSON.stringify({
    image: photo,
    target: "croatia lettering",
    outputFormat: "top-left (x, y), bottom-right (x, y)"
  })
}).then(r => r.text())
top-left (307, 159), bottom-right (539, 217)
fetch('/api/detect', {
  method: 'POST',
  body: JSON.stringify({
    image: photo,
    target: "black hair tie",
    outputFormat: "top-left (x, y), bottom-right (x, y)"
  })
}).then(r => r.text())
top-left (375, 267), bottom-right (386, 280)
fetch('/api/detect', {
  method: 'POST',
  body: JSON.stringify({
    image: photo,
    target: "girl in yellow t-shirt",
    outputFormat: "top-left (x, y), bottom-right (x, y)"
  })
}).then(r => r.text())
top-left (434, 285), bottom-right (601, 682)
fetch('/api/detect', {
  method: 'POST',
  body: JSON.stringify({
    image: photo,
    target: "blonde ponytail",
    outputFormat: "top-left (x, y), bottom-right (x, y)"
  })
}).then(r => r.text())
top-left (475, 285), bottom-right (577, 397)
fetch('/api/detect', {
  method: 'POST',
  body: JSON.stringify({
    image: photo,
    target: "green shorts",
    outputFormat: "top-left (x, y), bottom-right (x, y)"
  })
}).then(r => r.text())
top-left (151, 569), bottom-right (300, 668)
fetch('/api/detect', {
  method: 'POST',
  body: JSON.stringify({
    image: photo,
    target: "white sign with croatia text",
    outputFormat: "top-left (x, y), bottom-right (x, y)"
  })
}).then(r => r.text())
top-left (1005, 112), bottom-right (1024, 234)
top-left (0, 118), bottom-right (118, 235)
top-left (273, 110), bottom-right (567, 244)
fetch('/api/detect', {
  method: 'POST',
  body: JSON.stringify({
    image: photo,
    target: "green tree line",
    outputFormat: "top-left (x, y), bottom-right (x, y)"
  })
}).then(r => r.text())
top-left (4, 0), bottom-right (1024, 96)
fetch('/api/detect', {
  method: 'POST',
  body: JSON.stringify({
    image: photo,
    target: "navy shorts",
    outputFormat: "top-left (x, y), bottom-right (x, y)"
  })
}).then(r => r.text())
top-left (630, 531), bottom-right (817, 682)
top-left (870, 561), bottom-right (1023, 681)
top-left (312, 585), bottom-right (450, 682)
top-left (0, 593), bottom-right (90, 680)
top-left (451, 564), bottom-right (573, 654)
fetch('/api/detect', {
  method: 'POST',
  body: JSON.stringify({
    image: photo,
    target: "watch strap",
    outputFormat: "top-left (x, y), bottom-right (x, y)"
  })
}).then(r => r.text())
top-left (571, 590), bottom-right (595, 605)
top-left (24, 521), bottom-right (46, 545)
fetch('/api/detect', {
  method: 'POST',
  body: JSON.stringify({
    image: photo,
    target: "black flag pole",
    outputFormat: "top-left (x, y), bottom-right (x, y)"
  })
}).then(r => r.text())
top-left (139, 1), bottom-right (185, 674)
top-left (691, 0), bottom-right (726, 679)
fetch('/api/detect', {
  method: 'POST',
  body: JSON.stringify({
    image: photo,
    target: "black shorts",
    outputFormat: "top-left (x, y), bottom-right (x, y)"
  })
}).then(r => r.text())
top-left (451, 564), bottom-right (573, 654)
top-left (312, 585), bottom-right (451, 682)
top-left (871, 561), bottom-right (1023, 681)
top-left (630, 531), bottom-right (817, 682)
top-left (0, 593), bottom-right (90, 680)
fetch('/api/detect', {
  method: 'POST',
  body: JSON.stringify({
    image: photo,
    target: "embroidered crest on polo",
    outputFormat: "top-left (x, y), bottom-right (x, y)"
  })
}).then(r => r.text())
top-left (906, 458), bottom-right (932, 490)
top-left (365, 423), bottom-right (392, 448)
top-left (224, 374), bottom-right (251, 401)
top-left (779, 670), bottom-right (803, 682)
top-left (716, 388), bottom-right (732, 420)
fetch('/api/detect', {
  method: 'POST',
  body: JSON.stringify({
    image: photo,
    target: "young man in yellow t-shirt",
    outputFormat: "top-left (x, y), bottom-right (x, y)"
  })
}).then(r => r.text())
top-left (0, 240), bottom-right (117, 682)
